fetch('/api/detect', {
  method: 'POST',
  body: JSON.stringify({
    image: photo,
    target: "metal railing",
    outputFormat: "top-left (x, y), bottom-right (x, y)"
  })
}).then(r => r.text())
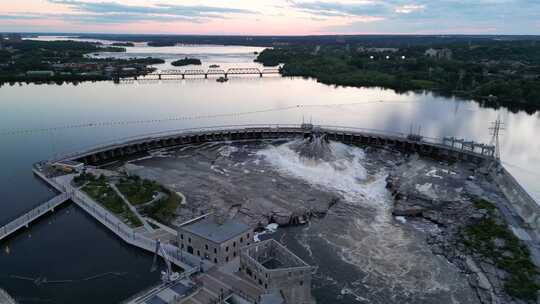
top-left (71, 189), bottom-right (200, 271)
top-left (0, 192), bottom-right (70, 241)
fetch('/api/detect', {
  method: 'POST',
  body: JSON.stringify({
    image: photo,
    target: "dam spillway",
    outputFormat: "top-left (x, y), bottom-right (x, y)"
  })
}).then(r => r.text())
top-left (59, 124), bottom-right (496, 167)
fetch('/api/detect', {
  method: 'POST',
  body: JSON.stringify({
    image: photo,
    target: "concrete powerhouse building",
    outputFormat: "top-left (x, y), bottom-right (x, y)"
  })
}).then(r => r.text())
top-left (178, 214), bottom-right (253, 265)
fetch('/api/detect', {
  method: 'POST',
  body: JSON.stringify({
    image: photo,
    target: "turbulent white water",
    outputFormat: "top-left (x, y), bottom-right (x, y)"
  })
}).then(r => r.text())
top-left (257, 140), bottom-right (388, 204)
top-left (257, 140), bottom-right (468, 301)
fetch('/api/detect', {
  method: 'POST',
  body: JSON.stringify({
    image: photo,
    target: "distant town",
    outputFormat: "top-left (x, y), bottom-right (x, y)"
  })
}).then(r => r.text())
top-left (0, 33), bottom-right (162, 84)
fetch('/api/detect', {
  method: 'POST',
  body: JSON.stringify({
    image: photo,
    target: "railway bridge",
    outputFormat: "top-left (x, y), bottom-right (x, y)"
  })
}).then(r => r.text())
top-left (119, 68), bottom-right (280, 81)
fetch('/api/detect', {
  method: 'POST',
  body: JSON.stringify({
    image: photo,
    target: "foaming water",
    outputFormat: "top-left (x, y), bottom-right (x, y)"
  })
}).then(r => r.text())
top-left (257, 140), bottom-right (389, 204)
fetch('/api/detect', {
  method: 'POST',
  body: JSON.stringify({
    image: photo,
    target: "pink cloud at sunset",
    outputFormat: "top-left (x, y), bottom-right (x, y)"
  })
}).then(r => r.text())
top-left (0, 0), bottom-right (538, 35)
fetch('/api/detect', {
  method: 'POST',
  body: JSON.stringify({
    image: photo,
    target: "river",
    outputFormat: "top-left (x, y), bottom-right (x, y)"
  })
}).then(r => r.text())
top-left (0, 37), bottom-right (539, 303)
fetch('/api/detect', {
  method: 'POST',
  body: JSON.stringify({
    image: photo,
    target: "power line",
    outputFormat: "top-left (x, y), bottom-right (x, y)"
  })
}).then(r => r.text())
top-left (0, 100), bottom-right (396, 136)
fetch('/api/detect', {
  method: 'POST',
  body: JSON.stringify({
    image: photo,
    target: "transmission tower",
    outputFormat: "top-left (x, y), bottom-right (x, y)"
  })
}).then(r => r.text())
top-left (489, 118), bottom-right (505, 160)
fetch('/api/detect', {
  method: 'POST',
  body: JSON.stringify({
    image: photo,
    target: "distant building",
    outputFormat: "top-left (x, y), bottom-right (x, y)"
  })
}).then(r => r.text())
top-left (358, 47), bottom-right (399, 53)
top-left (240, 239), bottom-right (316, 304)
top-left (26, 70), bottom-right (55, 77)
top-left (178, 214), bottom-right (253, 265)
top-left (425, 48), bottom-right (453, 60)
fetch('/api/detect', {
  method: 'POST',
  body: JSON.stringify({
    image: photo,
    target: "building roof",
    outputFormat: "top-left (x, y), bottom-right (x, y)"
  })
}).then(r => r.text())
top-left (180, 215), bottom-right (251, 244)
top-left (55, 160), bottom-right (84, 167)
top-left (260, 291), bottom-right (285, 304)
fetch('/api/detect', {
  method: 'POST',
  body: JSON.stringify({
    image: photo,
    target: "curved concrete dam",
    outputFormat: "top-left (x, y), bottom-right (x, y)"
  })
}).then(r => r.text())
top-left (49, 123), bottom-right (539, 238)
top-left (62, 124), bottom-right (494, 165)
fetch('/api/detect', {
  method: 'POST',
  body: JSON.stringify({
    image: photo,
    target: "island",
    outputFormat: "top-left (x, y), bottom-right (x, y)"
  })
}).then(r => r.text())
top-left (112, 42), bottom-right (135, 47)
top-left (171, 57), bottom-right (202, 67)
top-left (147, 41), bottom-right (176, 47)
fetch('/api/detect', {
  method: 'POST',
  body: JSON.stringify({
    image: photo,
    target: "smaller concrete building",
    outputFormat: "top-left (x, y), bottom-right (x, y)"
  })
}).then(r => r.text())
top-left (53, 160), bottom-right (85, 173)
top-left (178, 214), bottom-right (253, 265)
top-left (240, 239), bottom-right (316, 304)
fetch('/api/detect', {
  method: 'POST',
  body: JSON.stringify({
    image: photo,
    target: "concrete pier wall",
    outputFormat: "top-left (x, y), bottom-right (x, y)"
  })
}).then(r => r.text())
top-left (491, 165), bottom-right (540, 238)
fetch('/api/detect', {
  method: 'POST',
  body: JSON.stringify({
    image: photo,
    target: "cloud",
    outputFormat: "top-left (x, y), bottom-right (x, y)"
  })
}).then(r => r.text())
top-left (394, 4), bottom-right (425, 14)
top-left (0, 14), bottom-right (43, 20)
top-left (289, 0), bottom-right (388, 17)
top-left (46, 0), bottom-right (257, 22)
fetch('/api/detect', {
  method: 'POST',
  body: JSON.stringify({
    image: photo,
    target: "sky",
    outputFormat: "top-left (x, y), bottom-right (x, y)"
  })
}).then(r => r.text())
top-left (0, 0), bottom-right (539, 35)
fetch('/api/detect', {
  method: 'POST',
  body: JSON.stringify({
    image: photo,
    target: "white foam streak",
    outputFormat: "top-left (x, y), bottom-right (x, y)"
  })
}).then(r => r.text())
top-left (257, 141), bottom-right (387, 204)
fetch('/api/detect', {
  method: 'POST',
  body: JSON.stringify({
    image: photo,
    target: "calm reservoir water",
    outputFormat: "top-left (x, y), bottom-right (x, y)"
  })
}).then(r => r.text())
top-left (1, 39), bottom-right (539, 303)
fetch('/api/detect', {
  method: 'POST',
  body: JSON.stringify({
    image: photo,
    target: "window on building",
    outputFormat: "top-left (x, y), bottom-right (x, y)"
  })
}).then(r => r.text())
top-left (214, 248), bottom-right (217, 254)
top-left (205, 244), bottom-right (208, 250)
top-left (188, 237), bottom-right (191, 243)
top-left (300, 280), bottom-right (303, 286)
top-left (181, 244), bottom-right (184, 249)
top-left (233, 252), bottom-right (237, 257)
top-left (197, 250), bottom-right (200, 256)
top-left (180, 234), bottom-right (183, 240)
top-left (225, 246), bottom-right (229, 252)
top-left (226, 256), bottom-right (229, 262)
top-left (240, 237), bottom-right (243, 243)
top-left (214, 258), bottom-right (217, 263)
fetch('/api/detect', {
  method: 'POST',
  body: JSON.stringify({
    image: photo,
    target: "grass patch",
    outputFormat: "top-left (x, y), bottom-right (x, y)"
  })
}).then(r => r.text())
top-left (143, 191), bottom-right (183, 225)
top-left (81, 178), bottom-right (142, 228)
top-left (462, 200), bottom-right (539, 302)
top-left (73, 172), bottom-right (99, 187)
top-left (473, 198), bottom-right (497, 213)
top-left (116, 175), bottom-right (161, 205)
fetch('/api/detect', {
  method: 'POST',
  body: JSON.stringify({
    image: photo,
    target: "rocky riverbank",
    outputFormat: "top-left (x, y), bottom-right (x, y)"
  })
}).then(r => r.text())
top-left (387, 155), bottom-right (539, 303)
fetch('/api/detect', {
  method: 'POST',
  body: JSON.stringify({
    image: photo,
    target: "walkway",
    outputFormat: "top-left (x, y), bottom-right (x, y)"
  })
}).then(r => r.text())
top-left (0, 192), bottom-right (70, 242)
top-left (0, 288), bottom-right (18, 304)
top-left (110, 183), bottom-right (155, 233)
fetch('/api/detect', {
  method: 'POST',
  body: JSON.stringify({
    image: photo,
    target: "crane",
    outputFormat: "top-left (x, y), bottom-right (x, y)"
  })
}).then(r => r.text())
top-left (152, 239), bottom-right (180, 283)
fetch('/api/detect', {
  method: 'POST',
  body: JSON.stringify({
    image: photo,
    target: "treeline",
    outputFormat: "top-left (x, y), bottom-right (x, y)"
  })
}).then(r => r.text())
top-left (76, 33), bottom-right (540, 47)
top-left (256, 44), bottom-right (540, 111)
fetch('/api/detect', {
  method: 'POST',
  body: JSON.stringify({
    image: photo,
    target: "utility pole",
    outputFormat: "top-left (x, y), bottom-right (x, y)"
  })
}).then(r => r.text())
top-left (489, 118), bottom-right (505, 160)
